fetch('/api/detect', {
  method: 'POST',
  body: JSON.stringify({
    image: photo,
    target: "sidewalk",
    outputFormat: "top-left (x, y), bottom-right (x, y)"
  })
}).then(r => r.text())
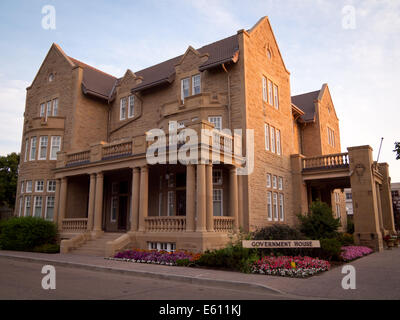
top-left (1, 248), bottom-right (399, 299)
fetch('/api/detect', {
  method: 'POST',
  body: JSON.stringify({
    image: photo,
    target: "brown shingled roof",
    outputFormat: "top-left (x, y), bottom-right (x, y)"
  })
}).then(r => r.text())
top-left (69, 57), bottom-right (117, 100)
top-left (132, 34), bottom-right (239, 92)
top-left (291, 90), bottom-right (320, 122)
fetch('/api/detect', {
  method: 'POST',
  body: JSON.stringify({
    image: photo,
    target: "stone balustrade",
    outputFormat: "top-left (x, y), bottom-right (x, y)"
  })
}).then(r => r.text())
top-left (302, 152), bottom-right (349, 170)
top-left (145, 216), bottom-right (186, 232)
top-left (62, 218), bottom-right (88, 231)
top-left (66, 150), bottom-right (90, 166)
top-left (102, 141), bottom-right (132, 160)
top-left (213, 216), bottom-right (234, 232)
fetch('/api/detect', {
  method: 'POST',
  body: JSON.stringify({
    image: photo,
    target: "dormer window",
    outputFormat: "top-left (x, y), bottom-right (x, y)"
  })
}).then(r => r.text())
top-left (48, 73), bottom-right (54, 82)
top-left (192, 74), bottom-right (201, 95)
top-left (181, 78), bottom-right (190, 102)
top-left (120, 97), bottom-right (127, 120)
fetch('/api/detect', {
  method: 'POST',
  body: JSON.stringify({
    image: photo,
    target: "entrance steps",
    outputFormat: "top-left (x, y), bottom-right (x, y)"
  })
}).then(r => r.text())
top-left (69, 232), bottom-right (122, 257)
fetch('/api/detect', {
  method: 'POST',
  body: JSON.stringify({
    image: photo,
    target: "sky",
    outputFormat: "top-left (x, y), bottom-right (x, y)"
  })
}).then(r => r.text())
top-left (0, 0), bottom-right (399, 181)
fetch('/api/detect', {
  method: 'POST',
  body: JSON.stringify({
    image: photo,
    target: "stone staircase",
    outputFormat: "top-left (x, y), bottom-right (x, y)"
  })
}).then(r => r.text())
top-left (70, 232), bottom-right (122, 257)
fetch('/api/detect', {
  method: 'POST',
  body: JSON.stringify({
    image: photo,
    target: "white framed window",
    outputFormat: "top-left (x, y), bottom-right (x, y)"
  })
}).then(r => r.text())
top-left (276, 129), bottom-right (281, 155)
top-left (267, 191), bottom-right (272, 221)
top-left (111, 196), bottom-right (118, 222)
top-left (268, 80), bottom-right (273, 105)
top-left (279, 193), bottom-right (284, 221)
top-left (26, 181), bottom-right (32, 193)
top-left (45, 196), bottom-right (55, 220)
top-left (24, 138), bottom-right (29, 162)
top-left (273, 84), bottom-right (279, 109)
top-left (212, 169), bottom-right (223, 185)
top-left (270, 127), bottom-right (275, 153)
top-left (262, 76), bottom-right (267, 102)
top-left (18, 197), bottom-right (23, 217)
top-left (24, 196), bottom-right (31, 217)
top-left (46, 101), bottom-right (52, 117)
top-left (327, 127), bottom-right (335, 147)
top-left (47, 180), bottom-right (56, 192)
top-left (278, 177), bottom-right (283, 190)
top-left (21, 181), bottom-right (24, 194)
top-left (48, 73), bottom-right (54, 82)
top-left (192, 74), bottom-right (201, 95)
top-left (34, 196), bottom-right (42, 218)
top-left (264, 124), bottom-right (270, 151)
top-left (208, 116), bottom-right (222, 131)
top-left (35, 180), bottom-right (44, 192)
top-left (273, 175), bottom-right (277, 189)
top-left (128, 95), bottom-right (135, 118)
top-left (30, 137), bottom-right (37, 161)
top-left (40, 103), bottom-right (45, 117)
top-left (181, 77), bottom-right (190, 102)
top-left (213, 189), bottom-right (223, 216)
top-left (52, 98), bottom-right (58, 116)
top-left (50, 136), bottom-right (61, 160)
top-left (168, 121), bottom-right (177, 132)
top-left (120, 97), bottom-right (127, 120)
top-left (167, 191), bottom-right (175, 216)
top-left (39, 136), bottom-right (48, 160)
top-left (273, 192), bottom-right (278, 221)
top-left (266, 174), bottom-right (271, 188)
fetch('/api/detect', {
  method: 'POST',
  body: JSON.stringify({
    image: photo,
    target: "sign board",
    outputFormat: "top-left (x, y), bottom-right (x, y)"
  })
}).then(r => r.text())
top-left (242, 240), bottom-right (320, 248)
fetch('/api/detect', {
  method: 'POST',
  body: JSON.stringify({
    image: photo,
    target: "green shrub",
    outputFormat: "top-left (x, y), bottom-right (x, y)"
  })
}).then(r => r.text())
top-left (197, 244), bottom-right (258, 273)
top-left (252, 224), bottom-right (313, 256)
top-left (0, 217), bottom-right (58, 251)
top-left (318, 238), bottom-right (342, 261)
top-left (336, 233), bottom-right (354, 246)
top-left (33, 243), bottom-right (60, 254)
top-left (297, 201), bottom-right (341, 240)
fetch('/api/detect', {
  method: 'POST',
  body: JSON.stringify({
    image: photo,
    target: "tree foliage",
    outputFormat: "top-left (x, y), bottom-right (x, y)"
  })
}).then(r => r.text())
top-left (394, 142), bottom-right (400, 160)
top-left (297, 201), bottom-right (341, 240)
top-left (0, 152), bottom-right (20, 208)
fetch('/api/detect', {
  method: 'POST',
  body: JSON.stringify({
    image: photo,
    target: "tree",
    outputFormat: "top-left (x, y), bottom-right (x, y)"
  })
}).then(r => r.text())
top-left (394, 142), bottom-right (400, 160)
top-left (0, 152), bottom-right (20, 209)
top-left (297, 201), bottom-right (341, 239)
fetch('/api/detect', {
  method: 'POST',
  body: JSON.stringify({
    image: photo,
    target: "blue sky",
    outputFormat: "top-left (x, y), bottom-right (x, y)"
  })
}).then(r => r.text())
top-left (0, 0), bottom-right (399, 181)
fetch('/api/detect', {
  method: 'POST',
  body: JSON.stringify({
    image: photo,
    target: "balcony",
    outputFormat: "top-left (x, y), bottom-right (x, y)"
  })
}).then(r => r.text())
top-left (302, 152), bottom-right (349, 171)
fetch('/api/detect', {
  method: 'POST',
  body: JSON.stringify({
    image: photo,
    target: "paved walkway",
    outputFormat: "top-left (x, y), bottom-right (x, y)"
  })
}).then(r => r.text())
top-left (0, 248), bottom-right (399, 299)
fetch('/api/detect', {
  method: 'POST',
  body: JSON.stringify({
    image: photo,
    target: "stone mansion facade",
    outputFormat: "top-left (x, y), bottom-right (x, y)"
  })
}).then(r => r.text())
top-left (14, 17), bottom-right (396, 255)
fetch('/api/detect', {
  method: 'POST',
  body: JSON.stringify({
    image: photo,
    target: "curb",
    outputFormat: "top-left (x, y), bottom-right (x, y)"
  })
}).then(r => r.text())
top-left (0, 253), bottom-right (284, 296)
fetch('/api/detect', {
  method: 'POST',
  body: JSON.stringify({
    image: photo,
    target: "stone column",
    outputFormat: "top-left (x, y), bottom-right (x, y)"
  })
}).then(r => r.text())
top-left (93, 172), bottom-right (104, 232)
top-left (87, 173), bottom-right (96, 231)
top-left (206, 164), bottom-right (214, 231)
top-left (378, 163), bottom-right (396, 233)
top-left (186, 165), bottom-right (196, 232)
top-left (138, 166), bottom-right (148, 232)
top-left (237, 175), bottom-right (244, 229)
top-left (196, 164), bottom-right (207, 232)
top-left (53, 179), bottom-right (61, 225)
top-left (130, 167), bottom-right (140, 232)
top-left (348, 146), bottom-right (383, 251)
top-left (229, 166), bottom-right (239, 231)
top-left (57, 177), bottom-right (68, 230)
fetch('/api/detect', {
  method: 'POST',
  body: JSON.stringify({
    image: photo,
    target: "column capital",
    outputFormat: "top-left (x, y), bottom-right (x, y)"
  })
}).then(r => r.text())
top-left (96, 171), bottom-right (104, 178)
top-left (132, 167), bottom-right (140, 173)
top-left (140, 165), bottom-right (148, 171)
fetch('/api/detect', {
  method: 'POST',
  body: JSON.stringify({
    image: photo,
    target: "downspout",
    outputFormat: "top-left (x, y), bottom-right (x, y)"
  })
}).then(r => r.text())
top-left (222, 63), bottom-right (232, 130)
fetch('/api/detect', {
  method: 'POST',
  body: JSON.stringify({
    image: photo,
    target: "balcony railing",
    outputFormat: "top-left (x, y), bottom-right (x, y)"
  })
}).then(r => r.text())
top-left (62, 218), bottom-right (88, 232)
top-left (66, 150), bottom-right (90, 166)
top-left (102, 141), bottom-right (132, 160)
top-left (145, 216), bottom-right (186, 232)
top-left (213, 216), bottom-right (234, 232)
top-left (302, 153), bottom-right (349, 170)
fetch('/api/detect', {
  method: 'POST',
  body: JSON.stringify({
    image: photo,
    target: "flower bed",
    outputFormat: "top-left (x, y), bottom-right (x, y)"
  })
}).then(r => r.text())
top-left (340, 246), bottom-right (373, 262)
top-left (251, 256), bottom-right (330, 278)
top-left (107, 249), bottom-right (200, 266)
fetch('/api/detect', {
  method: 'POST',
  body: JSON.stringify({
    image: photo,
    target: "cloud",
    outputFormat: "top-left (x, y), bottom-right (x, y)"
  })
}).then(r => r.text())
top-left (0, 76), bottom-right (28, 156)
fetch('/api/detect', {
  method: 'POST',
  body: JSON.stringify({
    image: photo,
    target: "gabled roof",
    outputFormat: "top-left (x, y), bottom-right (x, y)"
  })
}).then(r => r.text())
top-left (291, 90), bottom-right (320, 122)
top-left (131, 34), bottom-right (239, 93)
top-left (68, 57), bottom-right (117, 100)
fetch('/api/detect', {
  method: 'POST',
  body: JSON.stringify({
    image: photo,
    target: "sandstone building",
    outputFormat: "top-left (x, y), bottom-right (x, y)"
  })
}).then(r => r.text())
top-left (15, 17), bottom-right (395, 255)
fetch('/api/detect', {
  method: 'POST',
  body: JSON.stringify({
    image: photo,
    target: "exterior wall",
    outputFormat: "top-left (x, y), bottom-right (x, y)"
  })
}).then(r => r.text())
top-left (241, 19), bottom-right (296, 230)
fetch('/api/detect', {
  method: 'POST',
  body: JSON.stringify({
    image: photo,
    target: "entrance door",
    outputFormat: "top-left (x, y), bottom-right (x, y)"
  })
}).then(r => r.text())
top-left (105, 179), bottom-right (130, 232)
top-left (176, 190), bottom-right (186, 216)
top-left (118, 196), bottom-right (128, 230)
